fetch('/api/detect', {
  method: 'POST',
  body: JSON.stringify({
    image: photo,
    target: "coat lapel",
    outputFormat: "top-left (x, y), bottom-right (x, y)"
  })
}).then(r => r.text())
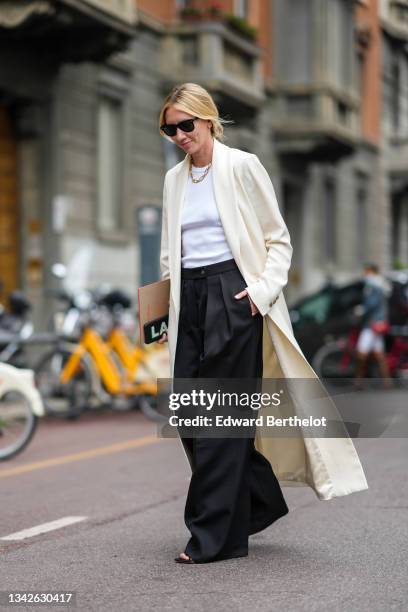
top-left (168, 138), bottom-right (241, 312)
top-left (211, 138), bottom-right (241, 266)
top-left (168, 155), bottom-right (188, 311)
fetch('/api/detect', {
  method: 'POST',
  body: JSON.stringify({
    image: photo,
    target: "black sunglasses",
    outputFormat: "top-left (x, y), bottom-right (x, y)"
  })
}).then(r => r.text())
top-left (160, 116), bottom-right (199, 137)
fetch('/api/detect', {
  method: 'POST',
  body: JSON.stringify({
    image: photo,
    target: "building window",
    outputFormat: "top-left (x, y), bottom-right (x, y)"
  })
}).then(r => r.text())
top-left (322, 176), bottom-right (337, 263)
top-left (356, 174), bottom-right (367, 264)
top-left (329, 0), bottom-right (353, 89)
top-left (391, 57), bottom-right (400, 132)
top-left (182, 35), bottom-right (199, 65)
top-left (97, 96), bottom-right (123, 233)
top-left (357, 49), bottom-right (365, 111)
top-left (176, 0), bottom-right (193, 8)
top-left (275, 0), bottom-right (312, 83)
top-left (391, 196), bottom-right (402, 264)
top-left (235, 0), bottom-right (249, 18)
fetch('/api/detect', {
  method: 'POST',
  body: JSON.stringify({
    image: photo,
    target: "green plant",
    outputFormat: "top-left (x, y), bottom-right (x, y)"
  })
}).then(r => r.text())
top-left (180, 6), bottom-right (202, 18)
top-left (207, 2), bottom-right (222, 17)
top-left (224, 13), bottom-right (257, 41)
top-left (392, 258), bottom-right (407, 271)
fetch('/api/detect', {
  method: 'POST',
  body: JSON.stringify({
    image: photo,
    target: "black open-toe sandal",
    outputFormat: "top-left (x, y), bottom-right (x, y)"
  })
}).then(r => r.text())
top-left (174, 553), bottom-right (195, 564)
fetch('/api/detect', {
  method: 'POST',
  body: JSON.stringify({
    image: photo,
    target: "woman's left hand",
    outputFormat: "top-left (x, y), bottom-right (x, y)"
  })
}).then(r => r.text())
top-left (234, 289), bottom-right (259, 316)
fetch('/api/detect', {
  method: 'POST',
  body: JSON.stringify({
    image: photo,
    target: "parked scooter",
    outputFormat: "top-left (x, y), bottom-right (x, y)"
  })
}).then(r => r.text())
top-left (0, 362), bottom-right (45, 460)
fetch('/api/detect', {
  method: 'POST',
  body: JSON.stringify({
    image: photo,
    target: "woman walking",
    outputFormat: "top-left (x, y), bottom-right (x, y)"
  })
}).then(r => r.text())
top-left (157, 83), bottom-right (368, 565)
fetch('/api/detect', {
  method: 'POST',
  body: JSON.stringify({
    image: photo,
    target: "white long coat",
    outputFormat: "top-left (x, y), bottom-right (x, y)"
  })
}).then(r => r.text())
top-left (160, 136), bottom-right (368, 501)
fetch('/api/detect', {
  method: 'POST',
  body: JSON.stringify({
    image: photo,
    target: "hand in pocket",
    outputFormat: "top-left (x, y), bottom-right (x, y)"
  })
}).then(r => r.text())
top-left (233, 289), bottom-right (259, 316)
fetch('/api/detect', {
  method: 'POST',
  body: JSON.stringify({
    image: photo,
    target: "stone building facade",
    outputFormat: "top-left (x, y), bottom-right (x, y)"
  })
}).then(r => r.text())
top-left (0, 0), bottom-right (405, 328)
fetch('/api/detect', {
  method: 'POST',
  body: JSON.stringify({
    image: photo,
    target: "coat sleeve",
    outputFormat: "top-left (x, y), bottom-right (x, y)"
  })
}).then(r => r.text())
top-left (159, 174), bottom-right (170, 281)
top-left (242, 155), bottom-right (293, 316)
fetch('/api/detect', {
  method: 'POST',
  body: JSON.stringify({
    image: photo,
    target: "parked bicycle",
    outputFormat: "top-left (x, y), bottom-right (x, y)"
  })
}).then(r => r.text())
top-left (0, 362), bottom-right (45, 460)
top-left (99, 289), bottom-right (170, 419)
top-left (34, 284), bottom-right (168, 420)
top-left (313, 323), bottom-right (408, 387)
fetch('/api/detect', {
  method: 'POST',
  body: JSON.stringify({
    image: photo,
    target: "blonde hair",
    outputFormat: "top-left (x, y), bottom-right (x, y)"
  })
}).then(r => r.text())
top-left (158, 82), bottom-right (234, 142)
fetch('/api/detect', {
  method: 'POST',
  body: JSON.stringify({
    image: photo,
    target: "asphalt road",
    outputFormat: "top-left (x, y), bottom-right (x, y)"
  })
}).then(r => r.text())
top-left (0, 400), bottom-right (407, 612)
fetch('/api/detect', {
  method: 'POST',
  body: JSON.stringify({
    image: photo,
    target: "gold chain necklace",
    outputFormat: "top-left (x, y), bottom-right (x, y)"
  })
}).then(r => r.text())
top-left (189, 156), bottom-right (212, 183)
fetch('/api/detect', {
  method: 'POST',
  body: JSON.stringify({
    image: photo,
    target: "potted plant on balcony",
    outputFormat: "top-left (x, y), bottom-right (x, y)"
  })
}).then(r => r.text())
top-left (180, 6), bottom-right (202, 21)
top-left (206, 2), bottom-right (223, 20)
top-left (223, 13), bottom-right (257, 41)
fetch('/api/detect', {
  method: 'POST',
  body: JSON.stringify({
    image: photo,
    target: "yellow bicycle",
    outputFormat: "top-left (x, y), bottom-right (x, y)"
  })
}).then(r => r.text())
top-left (34, 302), bottom-right (167, 420)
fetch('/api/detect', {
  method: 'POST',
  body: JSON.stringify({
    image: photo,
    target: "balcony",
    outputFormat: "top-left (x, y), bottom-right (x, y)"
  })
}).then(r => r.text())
top-left (267, 83), bottom-right (360, 163)
top-left (159, 18), bottom-right (264, 121)
top-left (0, 0), bottom-right (137, 62)
top-left (385, 135), bottom-right (408, 191)
top-left (268, 0), bottom-right (360, 163)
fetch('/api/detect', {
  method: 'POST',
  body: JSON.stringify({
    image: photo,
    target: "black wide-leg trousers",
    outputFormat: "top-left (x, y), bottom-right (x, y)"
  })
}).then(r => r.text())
top-left (173, 258), bottom-right (288, 563)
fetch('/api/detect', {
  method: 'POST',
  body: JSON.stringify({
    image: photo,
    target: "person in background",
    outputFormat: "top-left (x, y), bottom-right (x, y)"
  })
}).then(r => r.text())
top-left (355, 263), bottom-right (392, 389)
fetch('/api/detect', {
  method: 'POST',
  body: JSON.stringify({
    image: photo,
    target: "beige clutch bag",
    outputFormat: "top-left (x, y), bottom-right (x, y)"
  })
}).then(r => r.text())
top-left (137, 278), bottom-right (170, 344)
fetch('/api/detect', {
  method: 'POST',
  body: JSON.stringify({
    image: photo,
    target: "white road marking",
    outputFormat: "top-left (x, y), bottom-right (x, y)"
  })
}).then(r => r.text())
top-left (0, 516), bottom-right (87, 541)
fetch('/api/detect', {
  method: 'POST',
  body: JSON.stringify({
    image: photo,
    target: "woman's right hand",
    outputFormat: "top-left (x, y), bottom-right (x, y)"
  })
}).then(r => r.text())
top-left (157, 332), bottom-right (168, 344)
